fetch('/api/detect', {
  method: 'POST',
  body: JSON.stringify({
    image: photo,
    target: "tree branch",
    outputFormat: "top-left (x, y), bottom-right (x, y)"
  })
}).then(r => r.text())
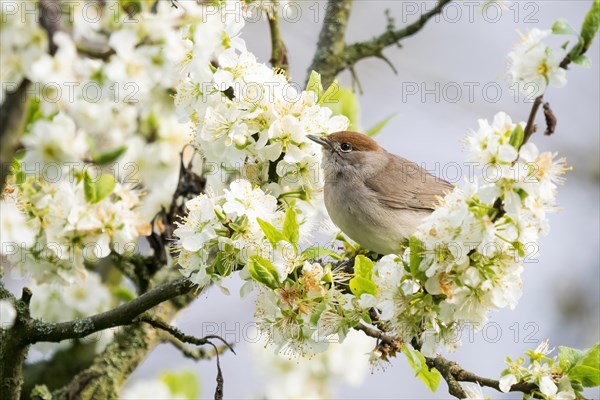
top-left (267, 6), bottom-right (288, 72)
top-left (342, 0), bottom-right (452, 73)
top-left (1, 0), bottom-right (61, 191)
top-left (307, 0), bottom-right (353, 87)
top-left (425, 355), bottom-right (538, 396)
top-left (356, 326), bottom-right (538, 398)
top-left (26, 277), bottom-right (194, 344)
top-left (23, 341), bottom-right (98, 397)
top-left (428, 355), bottom-right (467, 398)
top-left (0, 81), bottom-right (30, 191)
top-left (50, 279), bottom-right (198, 399)
top-left (0, 289), bottom-right (33, 399)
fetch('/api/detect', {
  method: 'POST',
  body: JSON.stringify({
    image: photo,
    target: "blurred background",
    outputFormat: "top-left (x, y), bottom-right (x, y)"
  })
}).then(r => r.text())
top-left (7, 1), bottom-right (599, 398)
top-left (119, 1), bottom-right (600, 398)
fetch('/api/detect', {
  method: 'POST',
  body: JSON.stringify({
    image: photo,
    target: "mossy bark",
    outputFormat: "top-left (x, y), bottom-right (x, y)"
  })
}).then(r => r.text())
top-left (49, 271), bottom-right (196, 400)
top-left (1, 290), bottom-right (33, 400)
top-left (306, 0), bottom-right (353, 88)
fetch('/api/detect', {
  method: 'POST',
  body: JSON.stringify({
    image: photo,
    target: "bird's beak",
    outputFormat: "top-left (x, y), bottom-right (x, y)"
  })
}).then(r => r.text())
top-left (307, 134), bottom-right (333, 150)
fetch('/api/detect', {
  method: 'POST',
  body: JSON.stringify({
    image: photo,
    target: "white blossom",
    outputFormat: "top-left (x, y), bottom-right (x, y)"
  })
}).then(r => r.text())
top-left (508, 29), bottom-right (567, 97)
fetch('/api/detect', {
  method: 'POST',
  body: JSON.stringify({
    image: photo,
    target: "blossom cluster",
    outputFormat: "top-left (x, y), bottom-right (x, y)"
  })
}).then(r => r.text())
top-left (352, 112), bottom-right (568, 358)
top-left (497, 340), bottom-right (599, 399)
top-left (1, 1), bottom-right (224, 286)
top-left (174, 7), bottom-right (348, 198)
top-left (174, 110), bottom-right (567, 360)
top-left (0, 0), bottom-right (47, 103)
top-left (507, 28), bottom-right (567, 97)
top-left (170, 1), bottom-right (360, 356)
top-left (249, 329), bottom-right (374, 399)
top-left (171, 5), bottom-right (574, 363)
top-left (173, 177), bottom-right (353, 355)
top-left (1, 2), bottom-right (593, 397)
top-left (3, 168), bottom-right (147, 284)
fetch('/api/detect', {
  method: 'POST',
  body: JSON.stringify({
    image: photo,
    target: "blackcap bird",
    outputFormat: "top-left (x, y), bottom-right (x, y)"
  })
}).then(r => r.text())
top-left (308, 131), bottom-right (452, 255)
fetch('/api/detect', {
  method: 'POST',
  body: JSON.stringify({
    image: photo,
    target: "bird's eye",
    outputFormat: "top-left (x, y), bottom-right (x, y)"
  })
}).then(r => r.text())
top-left (340, 142), bottom-right (352, 152)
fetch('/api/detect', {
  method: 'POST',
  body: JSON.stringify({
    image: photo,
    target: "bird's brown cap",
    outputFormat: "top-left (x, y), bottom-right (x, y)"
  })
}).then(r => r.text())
top-left (325, 131), bottom-right (382, 152)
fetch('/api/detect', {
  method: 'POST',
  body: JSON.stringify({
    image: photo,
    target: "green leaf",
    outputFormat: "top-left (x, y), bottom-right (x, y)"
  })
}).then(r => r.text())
top-left (309, 301), bottom-right (326, 325)
top-left (320, 80), bottom-right (339, 105)
top-left (349, 276), bottom-right (377, 296)
top-left (366, 112), bottom-right (399, 137)
top-left (83, 171), bottom-right (116, 204)
top-left (402, 345), bottom-right (442, 392)
top-left (256, 218), bottom-right (286, 246)
top-left (572, 54), bottom-right (592, 67)
top-left (160, 371), bottom-right (199, 400)
top-left (92, 146), bottom-right (127, 165)
top-left (552, 18), bottom-right (579, 36)
top-left (559, 346), bottom-right (585, 373)
top-left (306, 70), bottom-right (323, 98)
top-left (14, 149), bottom-right (26, 160)
top-left (509, 124), bottom-right (525, 149)
top-left (11, 157), bottom-right (21, 173)
top-left (409, 236), bottom-right (426, 280)
top-left (513, 241), bottom-right (525, 258)
top-left (321, 86), bottom-right (361, 131)
top-left (349, 255), bottom-right (377, 296)
top-left (112, 286), bottom-right (136, 302)
top-left (282, 208), bottom-right (299, 245)
top-left (15, 171), bottom-right (27, 185)
top-left (515, 188), bottom-right (529, 201)
top-left (570, 365), bottom-right (600, 387)
top-left (248, 256), bottom-right (281, 289)
top-left (213, 251), bottom-right (234, 277)
top-left (569, 343), bottom-right (600, 387)
top-left (354, 255), bottom-right (374, 280)
top-left (580, 0), bottom-right (600, 50)
top-left (302, 246), bottom-right (343, 260)
top-left (24, 97), bottom-right (42, 128)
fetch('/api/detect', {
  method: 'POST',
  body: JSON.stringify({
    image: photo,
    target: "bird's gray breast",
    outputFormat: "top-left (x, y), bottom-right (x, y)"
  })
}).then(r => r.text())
top-left (323, 175), bottom-right (422, 254)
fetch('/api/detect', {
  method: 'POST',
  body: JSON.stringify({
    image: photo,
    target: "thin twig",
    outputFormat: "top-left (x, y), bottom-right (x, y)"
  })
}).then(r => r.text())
top-left (148, 147), bottom-right (205, 264)
top-left (341, 1), bottom-right (453, 77)
top-left (211, 342), bottom-right (224, 400)
top-left (522, 95), bottom-right (543, 147)
top-left (355, 324), bottom-right (400, 348)
top-left (162, 334), bottom-right (229, 361)
top-left (139, 315), bottom-right (234, 400)
top-left (138, 314), bottom-right (235, 354)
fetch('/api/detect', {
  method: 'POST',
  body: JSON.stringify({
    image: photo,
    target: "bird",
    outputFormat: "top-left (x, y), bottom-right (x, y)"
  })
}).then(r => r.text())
top-left (307, 131), bottom-right (453, 255)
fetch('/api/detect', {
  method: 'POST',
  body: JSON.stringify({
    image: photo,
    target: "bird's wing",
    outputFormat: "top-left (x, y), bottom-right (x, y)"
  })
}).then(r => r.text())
top-left (365, 153), bottom-right (453, 211)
